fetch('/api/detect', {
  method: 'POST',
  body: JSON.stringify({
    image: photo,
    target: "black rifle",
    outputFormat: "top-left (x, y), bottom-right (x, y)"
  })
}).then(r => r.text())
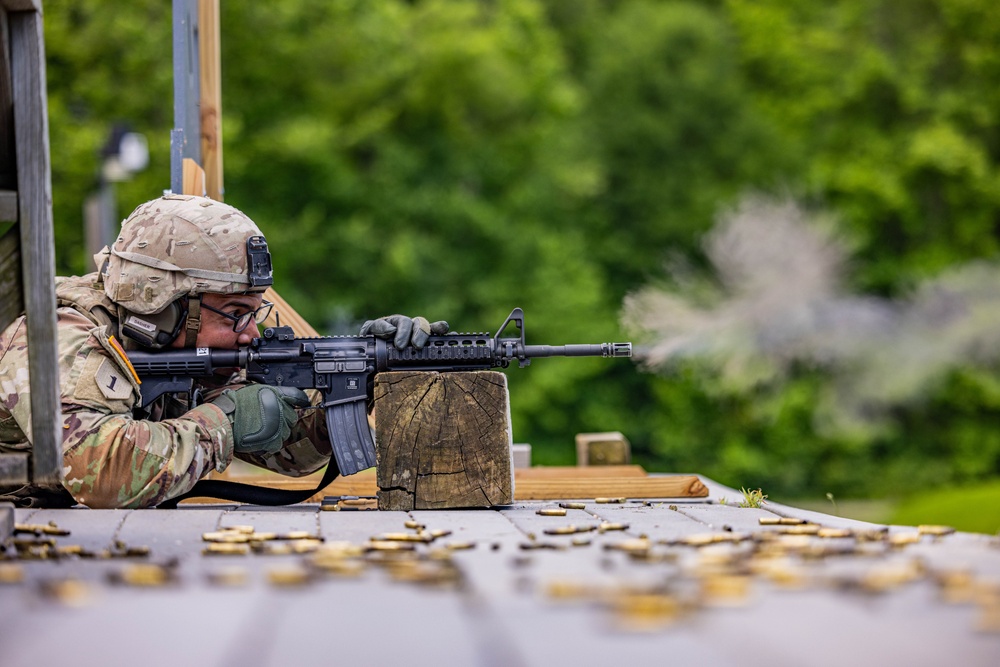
top-left (128, 307), bottom-right (631, 479)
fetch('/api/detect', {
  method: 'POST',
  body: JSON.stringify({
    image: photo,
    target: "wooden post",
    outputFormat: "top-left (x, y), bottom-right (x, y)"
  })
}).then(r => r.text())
top-left (373, 371), bottom-right (514, 510)
top-left (576, 431), bottom-right (631, 466)
top-left (8, 3), bottom-right (61, 485)
top-left (198, 0), bottom-right (223, 201)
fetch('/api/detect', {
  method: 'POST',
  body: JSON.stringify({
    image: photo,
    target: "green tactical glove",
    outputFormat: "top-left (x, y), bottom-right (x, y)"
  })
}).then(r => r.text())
top-left (360, 314), bottom-right (449, 350)
top-left (211, 385), bottom-right (311, 455)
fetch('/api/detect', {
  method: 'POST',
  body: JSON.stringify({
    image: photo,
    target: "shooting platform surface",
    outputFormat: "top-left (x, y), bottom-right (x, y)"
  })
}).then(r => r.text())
top-left (2, 477), bottom-right (998, 666)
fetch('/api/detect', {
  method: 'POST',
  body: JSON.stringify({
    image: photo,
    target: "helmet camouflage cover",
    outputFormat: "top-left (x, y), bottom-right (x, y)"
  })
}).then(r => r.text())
top-left (102, 194), bottom-right (273, 314)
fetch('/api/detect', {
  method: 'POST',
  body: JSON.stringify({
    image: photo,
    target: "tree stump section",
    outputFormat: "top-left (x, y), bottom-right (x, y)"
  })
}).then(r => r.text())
top-left (373, 371), bottom-right (514, 510)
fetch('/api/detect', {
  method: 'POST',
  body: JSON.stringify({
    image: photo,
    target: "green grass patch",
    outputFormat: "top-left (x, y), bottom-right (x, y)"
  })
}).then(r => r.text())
top-left (890, 479), bottom-right (1000, 535)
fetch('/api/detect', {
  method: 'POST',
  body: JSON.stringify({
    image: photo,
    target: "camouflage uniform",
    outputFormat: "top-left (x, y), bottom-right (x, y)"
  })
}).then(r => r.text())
top-left (0, 196), bottom-right (332, 508)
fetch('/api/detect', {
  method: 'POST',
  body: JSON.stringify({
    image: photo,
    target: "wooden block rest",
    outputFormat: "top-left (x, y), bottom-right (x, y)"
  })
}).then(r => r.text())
top-left (576, 431), bottom-right (631, 466)
top-left (373, 370), bottom-right (514, 510)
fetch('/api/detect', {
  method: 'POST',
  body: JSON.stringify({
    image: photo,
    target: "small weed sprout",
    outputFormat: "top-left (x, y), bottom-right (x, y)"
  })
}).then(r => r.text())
top-left (739, 487), bottom-right (767, 509)
top-left (717, 497), bottom-right (728, 506)
top-left (826, 492), bottom-right (839, 515)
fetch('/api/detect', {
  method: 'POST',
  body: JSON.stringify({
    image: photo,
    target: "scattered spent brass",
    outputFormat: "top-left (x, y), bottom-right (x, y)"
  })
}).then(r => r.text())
top-left (700, 574), bottom-right (751, 604)
top-left (444, 541), bottom-right (476, 551)
top-left (267, 567), bottom-right (312, 587)
top-left (313, 558), bottom-right (367, 577)
top-left (0, 563), bottom-right (25, 584)
top-left (367, 540), bottom-right (416, 552)
top-left (202, 543), bottom-right (250, 556)
top-left (598, 522), bottom-right (630, 533)
top-left (519, 541), bottom-right (565, 551)
top-left (977, 603), bottom-right (1000, 634)
top-left (595, 497), bottom-right (626, 504)
top-left (668, 505), bottom-right (678, 511)
top-left (202, 531), bottom-right (251, 544)
top-left (918, 525), bottom-right (956, 537)
top-left (429, 529), bottom-right (453, 539)
top-left (758, 517), bottom-right (782, 525)
top-left (937, 569), bottom-right (976, 604)
top-left (320, 504), bottom-right (340, 511)
top-left (374, 532), bottom-right (433, 543)
top-left (315, 542), bottom-right (366, 558)
top-left (604, 539), bottom-right (651, 555)
top-left (39, 579), bottom-right (91, 607)
top-left (779, 524), bottom-right (821, 536)
top-left (250, 532), bottom-right (279, 541)
top-left (14, 523), bottom-right (70, 537)
top-left (817, 528), bottom-right (853, 539)
top-left (206, 568), bottom-right (249, 587)
top-left (221, 525), bottom-right (256, 534)
top-left (888, 532), bottom-right (922, 547)
top-left (54, 545), bottom-right (84, 557)
top-left (571, 537), bottom-right (592, 547)
top-left (609, 592), bottom-right (681, 630)
top-left (275, 531), bottom-right (317, 541)
top-left (678, 533), bottom-right (718, 547)
top-left (859, 561), bottom-right (924, 593)
top-left (537, 508), bottom-right (568, 517)
top-left (545, 580), bottom-right (597, 600)
top-left (13, 537), bottom-right (56, 549)
top-left (114, 545), bottom-right (151, 558)
top-left (404, 520), bottom-right (425, 530)
top-left (543, 524), bottom-right (595, 536)
top-left (558, 502), bottom-right (586, 510)
top-left (112, 564), bottom-right (173, 587)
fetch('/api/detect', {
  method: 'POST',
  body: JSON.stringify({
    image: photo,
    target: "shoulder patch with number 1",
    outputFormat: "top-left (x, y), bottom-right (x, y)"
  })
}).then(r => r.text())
top-left (95, 358), bottom-right (133, 400)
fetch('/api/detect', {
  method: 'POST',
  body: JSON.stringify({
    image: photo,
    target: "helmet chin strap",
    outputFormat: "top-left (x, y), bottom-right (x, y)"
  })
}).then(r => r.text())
top-left (184, 296), bottom-right (203, 347)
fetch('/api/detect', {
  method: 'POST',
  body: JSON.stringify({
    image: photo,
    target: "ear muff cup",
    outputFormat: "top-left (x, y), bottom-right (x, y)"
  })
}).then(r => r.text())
top-left (120, 300), bottom-right (187, 349)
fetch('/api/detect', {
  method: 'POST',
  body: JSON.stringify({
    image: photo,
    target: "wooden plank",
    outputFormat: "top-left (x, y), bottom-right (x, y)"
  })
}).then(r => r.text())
top-left (0, 222), bottom-right (23, 332)
top-left (261, 287), bottom-right (320, 337)
top-left (0, 452), bottom-right (28, 485)
top-left (198, 0), bottom-right (223, 201)
top-left (181, 156), bottom-right (205, 196)
top-left (189, 468), bottom-right (705, 503)
top-left (514, 475), bottom-right (708, 499)
top-left (11, 9), bottom-right (61, 485)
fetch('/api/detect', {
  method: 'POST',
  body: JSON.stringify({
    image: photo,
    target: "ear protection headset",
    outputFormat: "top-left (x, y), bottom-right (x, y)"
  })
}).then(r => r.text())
top-left (119, 300), bottom-right (187, 349)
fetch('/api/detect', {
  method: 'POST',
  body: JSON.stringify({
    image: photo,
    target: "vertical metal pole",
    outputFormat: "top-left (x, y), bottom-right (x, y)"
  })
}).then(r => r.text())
top-left (171, 0), bottom-right (200, 194)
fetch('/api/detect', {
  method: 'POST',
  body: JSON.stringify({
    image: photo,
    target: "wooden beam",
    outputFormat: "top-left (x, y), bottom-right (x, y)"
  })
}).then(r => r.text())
top-left (198, 0), bottom-right (223, 201)
top-left (0, 1), bottom-right (42, 13)
top-left (11, 8), bottom-right (61, 485)
top-left (192, 466), bottom-right (708, 504)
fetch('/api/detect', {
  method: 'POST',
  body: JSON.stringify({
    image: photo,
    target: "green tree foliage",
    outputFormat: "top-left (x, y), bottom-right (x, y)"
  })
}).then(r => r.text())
top-left (40, 0), bottom-right (1000, 498)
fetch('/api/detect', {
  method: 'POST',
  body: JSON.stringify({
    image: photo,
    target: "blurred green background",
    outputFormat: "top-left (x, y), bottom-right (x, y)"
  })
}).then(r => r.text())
top-left (42, 0), bottom-right (1000, 532)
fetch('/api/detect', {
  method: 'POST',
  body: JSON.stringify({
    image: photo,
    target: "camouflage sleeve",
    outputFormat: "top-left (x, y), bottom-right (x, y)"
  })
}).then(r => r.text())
top-left (28, 309), bottom-right (234, 508)
top-left (233, 396), bottom-right (334, 477)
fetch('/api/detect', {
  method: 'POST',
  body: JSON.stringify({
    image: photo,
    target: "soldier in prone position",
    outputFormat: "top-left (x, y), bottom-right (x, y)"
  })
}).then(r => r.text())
top-left (0, 195), bottom-right (446, 508)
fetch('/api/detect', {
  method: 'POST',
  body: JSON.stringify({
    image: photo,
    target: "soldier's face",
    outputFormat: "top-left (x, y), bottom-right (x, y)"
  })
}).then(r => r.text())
top-left (170, 293), bottom-right (263, 349)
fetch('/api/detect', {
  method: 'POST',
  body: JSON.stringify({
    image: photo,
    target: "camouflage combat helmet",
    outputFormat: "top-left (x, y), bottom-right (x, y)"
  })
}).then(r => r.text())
top-left (101, 194), bottom-right (273, 348)
top-left (103, 194), bottom-right (272, 314)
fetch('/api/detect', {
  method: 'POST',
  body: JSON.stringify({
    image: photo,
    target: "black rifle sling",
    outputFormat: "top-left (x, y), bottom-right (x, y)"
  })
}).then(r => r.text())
top-left (156, 460), bottom-right (342, 508)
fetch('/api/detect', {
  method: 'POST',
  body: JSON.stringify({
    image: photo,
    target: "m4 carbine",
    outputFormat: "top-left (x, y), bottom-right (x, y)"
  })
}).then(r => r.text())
top-left (128, 308), bottom-right (631, 476)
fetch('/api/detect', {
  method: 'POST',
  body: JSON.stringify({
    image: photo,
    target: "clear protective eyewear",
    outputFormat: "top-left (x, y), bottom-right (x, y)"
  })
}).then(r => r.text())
top-left (200, 300), bottom-right (274, 333)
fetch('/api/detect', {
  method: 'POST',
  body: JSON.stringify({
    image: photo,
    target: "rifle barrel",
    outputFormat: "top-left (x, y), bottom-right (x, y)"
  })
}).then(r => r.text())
top-left (522, 343), bottom-right (631, 358)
